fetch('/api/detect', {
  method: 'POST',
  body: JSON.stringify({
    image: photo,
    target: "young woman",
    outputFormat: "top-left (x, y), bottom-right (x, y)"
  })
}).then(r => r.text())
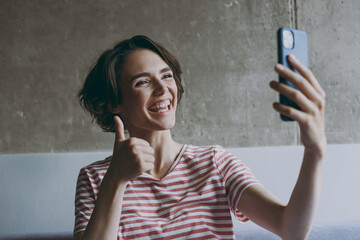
top-left (74, 35), bottom-right (326, 240)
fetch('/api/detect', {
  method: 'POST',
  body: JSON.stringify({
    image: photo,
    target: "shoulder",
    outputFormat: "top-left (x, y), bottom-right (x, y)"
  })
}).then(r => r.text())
top-left (184, 144), bottom-right (228, 159)
top-left (185, 144), bottom-right (216, 153)
top-left (78, 156), bottom-right (112, 177)
top-left (76, 156), bottom-right (112, 192)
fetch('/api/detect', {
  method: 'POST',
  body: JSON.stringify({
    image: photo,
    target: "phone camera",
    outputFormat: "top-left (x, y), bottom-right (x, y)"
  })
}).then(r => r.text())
top-left (282, 30), bottom-right (294, 49)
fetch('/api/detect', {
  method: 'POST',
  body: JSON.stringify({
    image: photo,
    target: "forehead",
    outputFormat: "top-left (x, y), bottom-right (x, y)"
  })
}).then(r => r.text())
top-left (121, 49), bottom-right (169, 76)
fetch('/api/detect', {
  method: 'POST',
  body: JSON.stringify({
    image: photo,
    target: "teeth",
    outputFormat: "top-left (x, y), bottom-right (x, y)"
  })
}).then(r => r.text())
top-left (149, 99), bottom-right (170, 110)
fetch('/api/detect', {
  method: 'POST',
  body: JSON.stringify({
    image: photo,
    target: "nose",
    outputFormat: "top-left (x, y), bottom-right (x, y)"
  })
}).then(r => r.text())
top-left (152, 77), bottom-right (166, 96)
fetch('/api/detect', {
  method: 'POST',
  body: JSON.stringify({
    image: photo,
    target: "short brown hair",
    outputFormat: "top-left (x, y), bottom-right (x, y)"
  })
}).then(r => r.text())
top-left (78, 35), bottom-right (184, 132)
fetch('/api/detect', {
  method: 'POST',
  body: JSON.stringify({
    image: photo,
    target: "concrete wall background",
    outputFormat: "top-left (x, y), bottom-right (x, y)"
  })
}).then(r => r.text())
top-left (1, 0), bottom-right (359, 153)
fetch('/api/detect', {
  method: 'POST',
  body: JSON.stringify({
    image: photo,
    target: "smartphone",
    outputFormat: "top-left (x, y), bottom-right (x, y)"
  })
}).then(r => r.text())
top-left (277, 27), bottom-right (308, 121)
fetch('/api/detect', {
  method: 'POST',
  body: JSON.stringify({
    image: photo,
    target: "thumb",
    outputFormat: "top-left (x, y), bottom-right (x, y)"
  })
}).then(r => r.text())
top-left (114, 115), bottom-right (126, 141)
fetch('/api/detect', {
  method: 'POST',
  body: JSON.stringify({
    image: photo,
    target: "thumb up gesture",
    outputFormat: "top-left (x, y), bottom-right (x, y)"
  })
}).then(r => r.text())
top-left (107, 116), bottom-right (155, 182)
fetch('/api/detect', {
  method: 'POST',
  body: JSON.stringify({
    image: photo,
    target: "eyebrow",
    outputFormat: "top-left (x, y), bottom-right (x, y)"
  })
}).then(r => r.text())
top-left (130, 67), bottom-right (172, 82)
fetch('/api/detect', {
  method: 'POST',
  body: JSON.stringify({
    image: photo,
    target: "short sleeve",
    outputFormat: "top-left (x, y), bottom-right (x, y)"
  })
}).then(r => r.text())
top-left (213, 145), bottom-right (260, 222)
top-left (73, 167), bottom-right (96, 235)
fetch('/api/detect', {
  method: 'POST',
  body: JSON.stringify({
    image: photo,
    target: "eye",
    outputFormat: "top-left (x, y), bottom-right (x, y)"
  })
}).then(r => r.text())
top-left (135, 79), bottom-right (149, 87)
top-left (162, 73), bottom-right (173, 79)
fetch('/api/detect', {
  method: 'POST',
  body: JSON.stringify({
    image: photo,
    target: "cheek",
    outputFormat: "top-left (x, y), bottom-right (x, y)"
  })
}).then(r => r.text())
top-left (127, 90), bottom-right (150, 109)
top-left (170, 81), bottom-right (178, 99)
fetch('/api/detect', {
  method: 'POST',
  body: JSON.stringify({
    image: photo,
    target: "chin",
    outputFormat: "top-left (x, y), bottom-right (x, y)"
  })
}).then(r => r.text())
top-left (157, 119), bottom-right (176, 131)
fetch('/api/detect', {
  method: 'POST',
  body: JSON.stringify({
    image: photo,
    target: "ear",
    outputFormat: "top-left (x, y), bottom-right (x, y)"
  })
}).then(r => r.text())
top-left (108, 104), bottom-right (122, 114)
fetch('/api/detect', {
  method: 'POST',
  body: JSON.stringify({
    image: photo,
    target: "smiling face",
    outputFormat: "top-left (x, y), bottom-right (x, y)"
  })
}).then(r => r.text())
top-left (115, 49), bottom-right (178, 134)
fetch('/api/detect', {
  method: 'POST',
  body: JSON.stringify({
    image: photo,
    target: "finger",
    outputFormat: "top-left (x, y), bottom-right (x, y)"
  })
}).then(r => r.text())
top-left (114, 115), bottom-right (126, 141)
top-left (128, 137), bottom-right (151, 147)
top-left (270, 81), bottom-right (316, 114)
top-left (130, 144), bottom-right (155, 156)
top-left (142, 153), bottom-right (155, 163)
top-left (140, 162), bottom-right (154, 173)
top-left (275, 64), bottom-right (322, 104)
top-left (143, 146), bottom-right (155, 155)
top-left (272, 102), bottom-right (307, 123)
top-left (287, 54), bottom-right (325, 97)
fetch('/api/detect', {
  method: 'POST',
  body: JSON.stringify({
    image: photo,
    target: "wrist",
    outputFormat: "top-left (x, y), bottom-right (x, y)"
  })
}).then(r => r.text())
top-left (304, 143), bottom-right (326, 160)
top-left (102, 169), bottom-right (129, 192)
top-left (303, 135), bottom-right (327, 159)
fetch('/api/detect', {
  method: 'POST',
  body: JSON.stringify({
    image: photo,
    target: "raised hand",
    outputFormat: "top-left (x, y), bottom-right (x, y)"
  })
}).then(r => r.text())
top-left (108, 116), bottom-right (155, 182)
top-left (270, 54), bottom-right (326, 154)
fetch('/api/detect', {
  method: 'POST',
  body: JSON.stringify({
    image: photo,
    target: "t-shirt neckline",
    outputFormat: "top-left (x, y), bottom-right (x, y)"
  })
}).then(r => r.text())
top-left (141, 144), bottom-right (188, 181)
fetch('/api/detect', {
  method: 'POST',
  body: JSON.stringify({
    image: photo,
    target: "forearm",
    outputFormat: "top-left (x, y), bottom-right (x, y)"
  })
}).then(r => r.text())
top-left (281, 147), bottom-right (325, 240)
top-left (80, 172), bottom-right (128, 240)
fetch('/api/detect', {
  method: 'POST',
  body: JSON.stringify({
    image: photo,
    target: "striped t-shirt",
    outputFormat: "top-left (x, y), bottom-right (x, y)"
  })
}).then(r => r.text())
top-left (74, 144), bottom-right (260, 239)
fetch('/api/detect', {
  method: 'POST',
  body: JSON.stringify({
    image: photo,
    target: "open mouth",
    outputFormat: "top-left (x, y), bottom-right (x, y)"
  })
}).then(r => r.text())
top-left (148, 99), bottom-right (171, 113)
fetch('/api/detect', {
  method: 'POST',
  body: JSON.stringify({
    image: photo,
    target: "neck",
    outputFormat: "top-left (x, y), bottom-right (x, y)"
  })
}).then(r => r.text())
top-left (128, 128), bottom-right (183, 179)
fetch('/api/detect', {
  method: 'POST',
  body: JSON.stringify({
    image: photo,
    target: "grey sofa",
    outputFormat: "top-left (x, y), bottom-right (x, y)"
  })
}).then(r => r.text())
top-left (2, 221), bottom-right (360, 240)
top-left (1, 145), bottom-right (360, 239)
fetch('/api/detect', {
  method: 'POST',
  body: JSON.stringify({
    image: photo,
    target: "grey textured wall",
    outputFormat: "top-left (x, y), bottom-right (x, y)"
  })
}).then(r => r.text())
top-left (1, 0), bottom-right (359, 153)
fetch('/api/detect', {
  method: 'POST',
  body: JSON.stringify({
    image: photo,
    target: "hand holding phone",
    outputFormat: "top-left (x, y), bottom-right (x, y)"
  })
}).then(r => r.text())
top-left (271, 28), bottom-right (326, 152)
top-left (277, 27), bottom-right (308, 121)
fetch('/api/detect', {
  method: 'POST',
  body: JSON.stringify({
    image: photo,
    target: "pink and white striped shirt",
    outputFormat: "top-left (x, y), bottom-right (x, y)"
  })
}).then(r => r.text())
top-left (74, 145), bottom-right (260, 239)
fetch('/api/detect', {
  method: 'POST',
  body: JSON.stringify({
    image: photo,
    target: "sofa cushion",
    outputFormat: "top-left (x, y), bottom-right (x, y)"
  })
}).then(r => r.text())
top-left (234, 221), bottom-right (360, 240)
top-left (0, 232), bottom-right (72, 240)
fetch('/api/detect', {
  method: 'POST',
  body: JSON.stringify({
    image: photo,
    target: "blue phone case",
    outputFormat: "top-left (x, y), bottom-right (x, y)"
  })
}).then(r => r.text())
top-left (277, 27), bottom-right (308, 121)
